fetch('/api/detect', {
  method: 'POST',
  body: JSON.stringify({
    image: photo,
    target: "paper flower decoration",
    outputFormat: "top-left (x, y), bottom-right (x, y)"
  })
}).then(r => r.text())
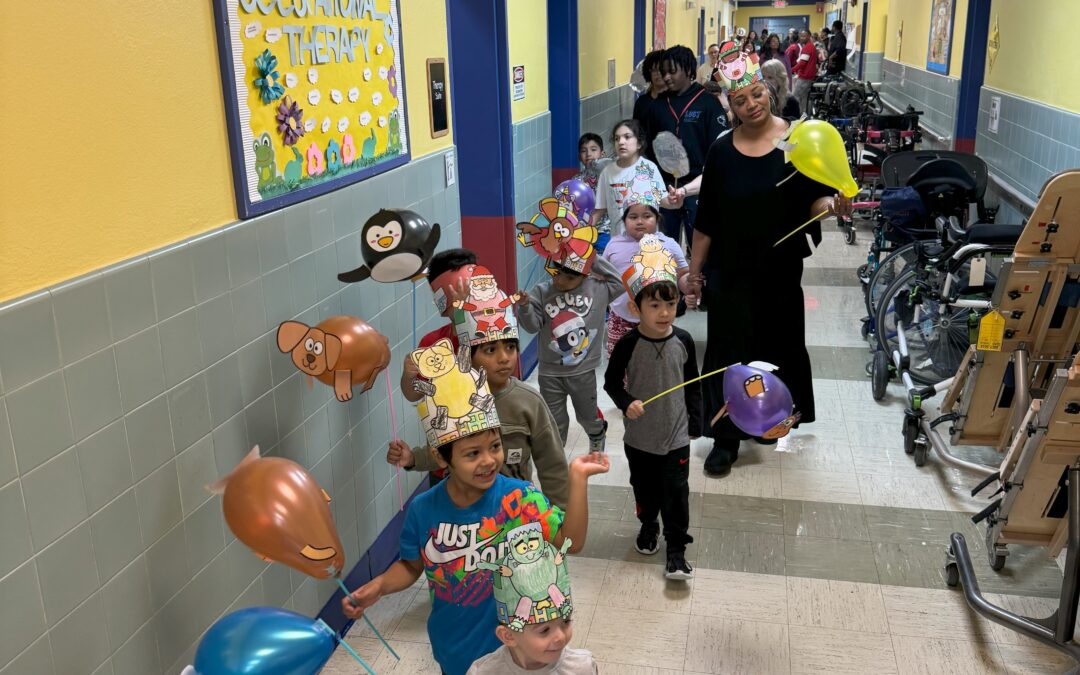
top-left (306, 142), bottom-right (325, 176)
top-left (341, 133), bottom-right (356, 164)
top-left (276, 97), bottom-right (305, 146)
top-left (254, 49), bottom-right (285, 104)
top-left (325, 139), bottom-right (342, 174)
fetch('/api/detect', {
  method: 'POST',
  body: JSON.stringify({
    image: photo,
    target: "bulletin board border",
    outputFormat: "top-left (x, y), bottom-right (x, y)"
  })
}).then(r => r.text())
top-left (211, 0), bottom-right (413, 219)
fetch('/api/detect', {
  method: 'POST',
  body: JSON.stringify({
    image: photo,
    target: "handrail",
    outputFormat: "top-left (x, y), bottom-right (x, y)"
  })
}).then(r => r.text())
top-left (880, 96), bottom-right (952, 143)
top-left (988, 170), bottom-right (1037, 210)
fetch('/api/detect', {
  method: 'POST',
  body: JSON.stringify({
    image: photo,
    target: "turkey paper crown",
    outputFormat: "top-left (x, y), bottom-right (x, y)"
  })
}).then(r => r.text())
top-left (450, 264), bottom-right (520, 347)
top-left (488, 522), bottom-right (574, 631)
top-left (410, 339), bottom-right (500, 449)
top-left (713, 40), bottom-right (762, 93)
top-left (621, 234), bottom-right (679, 301)
top-left (516, 198), bottom-right (599, 276)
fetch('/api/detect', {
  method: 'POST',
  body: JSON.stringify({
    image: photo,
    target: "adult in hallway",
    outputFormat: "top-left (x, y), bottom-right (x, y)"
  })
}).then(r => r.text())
top-left (758, 32), bottom-right (792, 87)
top-left (791, 30), bottom-right (819, 115)
top-left (633, 49), bottom-right (668, 162)
top-left (651, 45), bottom-right (728, 253)
top-left (826, 20), bottom-right (848, 75)
top-left (696, 43), bottom-right (721, 85)
top-left (686, 44), bottom-right (851, 476)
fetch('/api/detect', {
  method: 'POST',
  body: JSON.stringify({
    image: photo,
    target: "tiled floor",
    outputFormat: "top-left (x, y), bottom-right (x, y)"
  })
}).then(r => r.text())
top-left (324, 230), bottom-right (1071, 674)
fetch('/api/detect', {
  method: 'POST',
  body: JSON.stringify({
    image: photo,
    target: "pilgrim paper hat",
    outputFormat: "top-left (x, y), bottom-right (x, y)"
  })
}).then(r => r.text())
top-left (478, 522), bottom-right (574, 632)
top-left (410, 339), bottom-right (499, 448)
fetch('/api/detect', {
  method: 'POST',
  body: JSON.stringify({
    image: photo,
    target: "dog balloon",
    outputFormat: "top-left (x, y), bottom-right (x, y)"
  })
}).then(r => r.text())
top-left (276, 316), bottom-right (390, 401)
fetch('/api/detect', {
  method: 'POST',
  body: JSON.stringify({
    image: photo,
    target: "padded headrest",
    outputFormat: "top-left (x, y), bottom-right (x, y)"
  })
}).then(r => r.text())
top-left (907, 159), bottom-right (978, 195)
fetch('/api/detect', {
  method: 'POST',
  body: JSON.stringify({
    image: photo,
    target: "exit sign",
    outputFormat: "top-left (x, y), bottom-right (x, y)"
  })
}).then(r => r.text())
top-left (773, 0), bottom-right (788, 7)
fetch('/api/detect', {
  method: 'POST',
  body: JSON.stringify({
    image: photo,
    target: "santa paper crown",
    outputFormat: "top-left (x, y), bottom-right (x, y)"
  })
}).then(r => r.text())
top-left (621, 235), bottom-right (679, 300)
top-left (450, 264), bottom-right (520, 347)
top-left (714, 40), bottom-right (762, 93)
top-left (410, 338), bottom-right (499, 448)
top-left (516, 198), bottom-right (599, 276)
top-left (486, 522), bottom-right (574, 631)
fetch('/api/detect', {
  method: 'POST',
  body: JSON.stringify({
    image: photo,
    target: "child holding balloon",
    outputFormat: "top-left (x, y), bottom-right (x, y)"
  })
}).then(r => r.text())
top-left (573, 132), bottom-right (611, 253)
top-left (603, 243), bottom-right (702, 580)
top-left (344, 343), bottom-right (609, 675)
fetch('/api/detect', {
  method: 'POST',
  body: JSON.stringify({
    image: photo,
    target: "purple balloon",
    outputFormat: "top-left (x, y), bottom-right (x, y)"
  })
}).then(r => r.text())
top-left (723, 364), bottom-right (799, 439)
top-left (553, 179), bottom-right (596, 220)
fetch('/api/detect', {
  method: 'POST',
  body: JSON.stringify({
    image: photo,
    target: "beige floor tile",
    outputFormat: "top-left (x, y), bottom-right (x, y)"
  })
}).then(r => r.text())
top-left (585, 606), bottom-right (690, 667)
top-left (847, 420), bottom-right (907, 452)
top-left (566, 601), bottom-right (596, 650)
top-left (702, 464), bottom-right (783, 499)
top-left (891, 635), bottom-right (1007, 675)
top-left (781, 467), bottom-right (863, 504)
top-left (345, 586), bottom-right (420, 640)
top-left (566, 556), bottom-right (610, 606)
top-left (849, 444), bottom-right (928, 478)
top-left (982, 593), bottom-right (1061, 647)
top-left (880, 585), bottom-right (995, 643)
top-left (390, 589), bottom-right (433, 643)
top-left (777, 441), bottom-right (856, 473)
top-left (597, 560), bottom-right (694, 614)
top-left (736, 441), bottom-right (783, 468)
top-left (995, 641), bottom-right (1076, 675)
top-left (683, 616), bottom-right (790, 674)
top-left (323, 637), bottom-right (439, 674)
top-left (594, 664), bottom-right (684, 675)
top-left (786, 576), bottom-right (888, 633)
top-left (858, 473), bottom-right (947, 510)
top-left (690, 567), bottom-right (788, 624)
top-left (788, 625), bottom-right (898, 675)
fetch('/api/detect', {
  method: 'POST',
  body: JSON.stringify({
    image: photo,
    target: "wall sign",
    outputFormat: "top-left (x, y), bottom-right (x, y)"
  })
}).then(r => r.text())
top-left (427, 58), bottom-right (448, 138)
top-left (653, 0), bottom-right (667, 51)
top-left (512, 65), bottom-right (525, 101)
top-left (212, 0), bottom-right (410, 218)
top-left (926, 0), bottom-right (956, 75)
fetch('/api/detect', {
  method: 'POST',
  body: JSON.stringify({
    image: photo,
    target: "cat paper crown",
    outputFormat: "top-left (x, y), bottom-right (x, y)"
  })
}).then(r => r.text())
top-left (516, 198), bottom-right (599, 276)
top-left (621, 235), bottom-right (679, 300)
top-left (410, 339), bottom-right (499, 448)
top-left (713, 40), bottom-right (762, 93)
top-left (449, 264), bottom-right (520, 347)
top-left (487, 522), bottom-right (574, 631)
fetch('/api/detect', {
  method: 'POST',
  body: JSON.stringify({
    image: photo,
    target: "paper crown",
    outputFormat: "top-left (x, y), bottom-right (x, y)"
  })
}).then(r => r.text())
top-left (621, 235), bottom-right (679, 300)
top-left (618, 166), bottom-right (666, 214)
top-left (410, 338), bottom-right (499, 448)
top-left (481, 523), bottom-right (574, 631)
top-left (516, 198), bottom-right (599, 276)
top-left (714, 40), bottom-right (762, 93)
top-left (450, 264), bottom-right (520, 346)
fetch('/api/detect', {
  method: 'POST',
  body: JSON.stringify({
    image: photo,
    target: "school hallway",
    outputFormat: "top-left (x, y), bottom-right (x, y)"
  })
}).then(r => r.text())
top-left (321, 227), bottom-right (1070, 674)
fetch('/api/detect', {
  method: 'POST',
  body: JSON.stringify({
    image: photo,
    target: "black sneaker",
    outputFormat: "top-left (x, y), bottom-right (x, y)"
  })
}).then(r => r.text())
top-left (635, 521), bottom-right (660, 555)
top-left (704, 442), bottom-right (738, 476)
top-left (665, 553), bottom-right (694, 580)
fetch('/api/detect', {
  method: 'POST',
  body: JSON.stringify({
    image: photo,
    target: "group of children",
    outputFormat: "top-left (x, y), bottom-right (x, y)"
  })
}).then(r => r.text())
top-left (341, 150), bottom-right (703, 672)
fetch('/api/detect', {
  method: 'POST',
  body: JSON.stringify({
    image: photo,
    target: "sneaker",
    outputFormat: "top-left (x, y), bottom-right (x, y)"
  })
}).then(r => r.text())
top-left (588, 420), bottom-right (609, 454)
top-left (704, 442), bottom-right (737, 476)
top-left (635, 521), bottom-right (660, 555)
top-left (665, 553), bottom-right (694, 580)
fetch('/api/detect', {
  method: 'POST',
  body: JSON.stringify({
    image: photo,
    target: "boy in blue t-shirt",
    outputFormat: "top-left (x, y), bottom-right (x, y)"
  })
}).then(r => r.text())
top-left (342, 341), bottom-right (609, 675)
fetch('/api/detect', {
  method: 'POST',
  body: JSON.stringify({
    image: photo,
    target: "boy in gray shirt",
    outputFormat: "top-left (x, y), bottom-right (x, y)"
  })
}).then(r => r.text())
top-left (516, 255), bottom-right (625, 453)
top-left (603, 240), bottom-right (701, 580)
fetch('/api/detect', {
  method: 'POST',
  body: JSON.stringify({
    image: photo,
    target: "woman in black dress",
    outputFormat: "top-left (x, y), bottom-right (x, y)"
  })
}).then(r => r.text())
top-left (687, 51), bottom-right (851, 476)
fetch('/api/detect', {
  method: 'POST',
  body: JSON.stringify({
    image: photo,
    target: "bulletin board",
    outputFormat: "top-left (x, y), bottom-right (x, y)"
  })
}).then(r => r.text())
top-left (926, 0), bottom-right (956, 75)
top-left (212, 0), bottom-right (410, 218)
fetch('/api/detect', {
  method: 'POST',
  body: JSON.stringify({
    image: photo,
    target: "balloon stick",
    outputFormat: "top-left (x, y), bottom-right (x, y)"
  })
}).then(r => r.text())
top-left (335, 578), bottom-right (401, 661)
top-left (641, 366), bottom-right (730, 407)
top-left (384, 370), bottom-right (404, 510)
top-left (773, 209), bottom-right (829, 247)
top-left (317, 618), bottom-right (378, 675)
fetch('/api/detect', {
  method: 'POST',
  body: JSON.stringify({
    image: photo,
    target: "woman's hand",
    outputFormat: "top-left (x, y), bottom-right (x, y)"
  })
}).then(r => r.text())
top-left (817, 194), bottom-right (853, 219)
top-left (666, 185), bottom-right (687, 208)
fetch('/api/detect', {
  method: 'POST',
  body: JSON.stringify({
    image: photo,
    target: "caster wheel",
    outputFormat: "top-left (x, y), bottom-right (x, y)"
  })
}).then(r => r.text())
top-left (913, 436), bottom-right (929, 467)
top-left (871, 351), bottom-right (889, 401)
top-left (857, 264), bottom-right (870, 285)
top-left (845, 226), bottom-right (857, 245)
top-left (945, 563), bottom-right (959, 587)
top-left (903, 416), bottom-right (919, 455)
top-left (990, 553), bottom-right (1006, 571)
top-left (861, 320), bottom-right (871, 341)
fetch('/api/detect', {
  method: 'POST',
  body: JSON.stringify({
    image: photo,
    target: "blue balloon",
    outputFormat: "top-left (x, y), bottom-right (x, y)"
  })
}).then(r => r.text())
top-left (193, 607), bottom-right (336, 675)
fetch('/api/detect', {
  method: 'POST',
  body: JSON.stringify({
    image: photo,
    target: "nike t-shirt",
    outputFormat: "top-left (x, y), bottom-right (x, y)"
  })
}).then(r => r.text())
top-left (400, 474), bottom-right (565, 675)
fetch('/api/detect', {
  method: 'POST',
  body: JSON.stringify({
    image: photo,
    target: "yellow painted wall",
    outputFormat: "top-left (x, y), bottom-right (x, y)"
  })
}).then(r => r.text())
top-left (734, 5), bottom-right (827, 35)
top-left (507, 0), bottom-right (549, 121)
top-left (884, 0), bottom-right (967, 76)
top-left (0, 1), bottom-right (452, 302)
top-left (579, 0), bottom-right (635, 97)
top-left (986, 0), bottom-right (1080, 113)
top-left (866, 0), bottom-right (888, 52)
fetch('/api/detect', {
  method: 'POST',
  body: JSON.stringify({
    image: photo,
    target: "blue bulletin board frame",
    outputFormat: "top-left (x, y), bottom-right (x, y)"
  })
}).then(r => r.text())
top-left (925, 0), bottom-right (957, 75)
top-left (211, 0), bottom-right (412, 219)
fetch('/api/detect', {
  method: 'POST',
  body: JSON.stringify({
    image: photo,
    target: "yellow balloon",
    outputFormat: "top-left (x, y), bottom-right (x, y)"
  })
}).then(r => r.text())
top-left (787, 120), bottom-right (859, 198)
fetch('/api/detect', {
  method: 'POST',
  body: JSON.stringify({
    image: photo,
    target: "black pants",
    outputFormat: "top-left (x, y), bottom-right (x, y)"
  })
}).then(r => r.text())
top-left (625, 444), bottom-right (692, 554)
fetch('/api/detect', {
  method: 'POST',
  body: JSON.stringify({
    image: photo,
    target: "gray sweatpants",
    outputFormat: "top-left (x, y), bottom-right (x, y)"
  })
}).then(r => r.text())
top-left (793, 77), bottom-right (813, 117)
top-left (538, 372), bottom-right (605, 445)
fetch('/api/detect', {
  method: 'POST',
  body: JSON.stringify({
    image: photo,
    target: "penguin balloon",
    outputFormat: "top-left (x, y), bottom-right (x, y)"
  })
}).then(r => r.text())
top-left (337, 209), bottom-right (441, 283)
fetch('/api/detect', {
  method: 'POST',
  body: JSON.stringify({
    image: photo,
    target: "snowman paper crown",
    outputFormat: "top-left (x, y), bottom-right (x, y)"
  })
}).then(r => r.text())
top-left (516, 198), bottom-right (599, 276)
top-left (621, 235), bottom-right (679, 301)
top-left (714, 40), bottom-right (762, 93)
top-left (410, 339), bottom-right (500, 448)
top-left (488, 522), bottom-right (574, 630)
top-left (450, 264), bottom-right (520, 347)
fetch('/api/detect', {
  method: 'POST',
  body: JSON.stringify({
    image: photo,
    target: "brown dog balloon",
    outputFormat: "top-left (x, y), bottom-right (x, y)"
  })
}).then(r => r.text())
top-left (208, 446), bottom-right (346, 579)
top-left (277, 316), bottom-right (390, 401)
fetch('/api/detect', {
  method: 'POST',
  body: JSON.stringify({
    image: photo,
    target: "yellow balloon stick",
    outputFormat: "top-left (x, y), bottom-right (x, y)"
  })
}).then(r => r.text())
top-left (773, 208), bottom-right (830, 247)
top-left (641, 366), bottom-right (730, 407)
